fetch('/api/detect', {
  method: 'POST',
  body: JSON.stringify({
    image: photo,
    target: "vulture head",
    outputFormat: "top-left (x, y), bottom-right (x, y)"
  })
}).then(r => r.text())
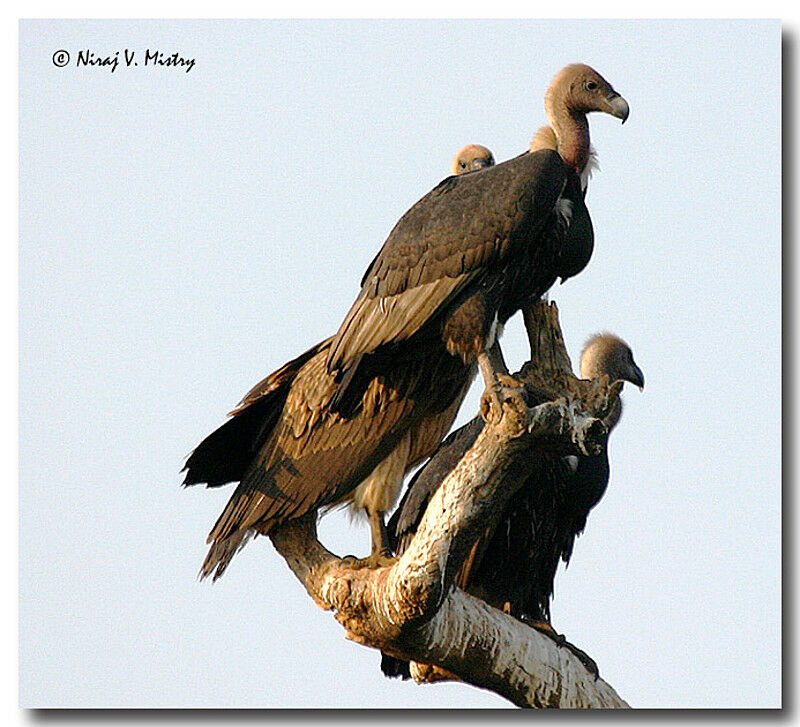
top-left (452, 144), bottom-right (495, 175)
top-left (580, 333), bottom-right (644, 391)
top-left (544, 64), bottom-right (628, 177)
top-left (546, 63), bottom-right (629, 123)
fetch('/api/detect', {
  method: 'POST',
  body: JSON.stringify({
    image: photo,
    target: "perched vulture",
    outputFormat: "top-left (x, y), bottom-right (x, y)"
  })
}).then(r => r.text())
top-left (184, 63), bottom-right (627, 580)
top-left (182, 146), bottom-right (494, 575)
top-left (451, 144), bottom-right (495, 174)
top-left (381, 334), bottom-right (644, 679)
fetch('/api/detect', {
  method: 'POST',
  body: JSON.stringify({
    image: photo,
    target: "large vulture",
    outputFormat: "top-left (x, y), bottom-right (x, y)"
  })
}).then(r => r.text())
top-left (182, 144), bottom-right (495, 574)
top-left (183, 64), bottom-right (628, 580)
top-left (381, 334), bottom-right (644, 679)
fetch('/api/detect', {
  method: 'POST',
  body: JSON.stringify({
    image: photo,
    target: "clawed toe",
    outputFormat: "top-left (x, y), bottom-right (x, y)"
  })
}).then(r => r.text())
top-left (480, 375), bottom-right (525, 421)
top-left (521, 617), bottom-right (599, 679)
top-left (564, 644), bottom-right (599, 680)
top-left (480, 387), bottom-right (503, 421)
top-left (340, 552), bottom-right (398, 570)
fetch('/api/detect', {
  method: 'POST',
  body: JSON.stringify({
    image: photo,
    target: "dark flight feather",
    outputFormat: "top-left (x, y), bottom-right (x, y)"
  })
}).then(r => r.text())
top-left (182, 339), bottom-right (330, 488)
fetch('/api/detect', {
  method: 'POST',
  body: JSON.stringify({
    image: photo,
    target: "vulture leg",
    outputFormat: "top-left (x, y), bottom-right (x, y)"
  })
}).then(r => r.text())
top-left (478, 342), bottom-right (523, 420)
top-left (348, 432), bottom-right (412, 558)
top-left (520, 617), bottom-right (600, 679)
top-left (367, 508), bottom-right (392, 557)
top-left (487, 340), bottom-right (508, 376)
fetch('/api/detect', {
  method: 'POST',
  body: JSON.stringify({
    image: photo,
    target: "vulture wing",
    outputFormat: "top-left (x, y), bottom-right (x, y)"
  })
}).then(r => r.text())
top-left (326, 149), bottom-right (568, 373)
top-left (182, 339), bottom-right (330, 488)
top-left (229, 337), bottom-right (334, 415)
top-left (201, 343), bottom-right (469, 580)
top-left (389, 417), bottom-right (484, 555)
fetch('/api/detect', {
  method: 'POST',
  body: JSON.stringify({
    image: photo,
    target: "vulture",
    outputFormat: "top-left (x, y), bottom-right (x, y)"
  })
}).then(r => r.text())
top-left (381, 334), bottom-right (644, 679)
top-left (184, 64), bottom-right (627, 580)
top-left (451, 144), bottom-right (495, 174)
top-left (182, 144), bottom-right (494, 575)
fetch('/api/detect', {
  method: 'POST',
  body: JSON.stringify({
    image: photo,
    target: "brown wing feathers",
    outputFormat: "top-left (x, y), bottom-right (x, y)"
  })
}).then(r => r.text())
top-left (230, 337), bottom-right (334, 415)
top-left (181, 339), bottom-right (329, 489)
top-left (200, 344), bottom-right (467, 579)
top-left (326, 150), bottom-right (568, 376)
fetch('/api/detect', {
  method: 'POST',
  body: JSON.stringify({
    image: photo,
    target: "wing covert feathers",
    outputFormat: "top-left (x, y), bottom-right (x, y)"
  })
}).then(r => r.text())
top-left (202, 344), bottom-right (471, 580)
top-left (327, 150), bottom-right (567, 372)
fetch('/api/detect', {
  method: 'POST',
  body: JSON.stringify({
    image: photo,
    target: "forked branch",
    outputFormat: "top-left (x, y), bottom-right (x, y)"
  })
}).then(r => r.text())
top-left (269, 301), bottom-right (629, 708)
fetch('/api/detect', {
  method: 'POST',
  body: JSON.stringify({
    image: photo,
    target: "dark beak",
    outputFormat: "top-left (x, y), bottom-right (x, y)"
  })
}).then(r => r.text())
top-left (607, 93), bottom-right (630, 124)
top-left (471, 159), bottom-right (492, 171)
top-left (628, 363), bottom-right (645, 392)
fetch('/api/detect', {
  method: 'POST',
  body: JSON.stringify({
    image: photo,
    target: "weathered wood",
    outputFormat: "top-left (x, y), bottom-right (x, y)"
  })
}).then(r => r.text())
top-left (269, 301), bottom-right (629, 708)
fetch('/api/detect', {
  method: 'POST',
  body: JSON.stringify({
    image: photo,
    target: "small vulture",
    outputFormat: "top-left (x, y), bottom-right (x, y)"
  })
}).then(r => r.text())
top-left (381, 334), bottom-right (644, 679)
top-left (184, 64), bottom-right (627, 580)
top-left (451, 144), bottom-right (495, 174)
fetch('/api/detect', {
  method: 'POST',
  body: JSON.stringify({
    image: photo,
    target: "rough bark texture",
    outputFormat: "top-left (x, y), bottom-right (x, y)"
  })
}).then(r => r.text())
top-left (269, 301), bottom-right (629, 709)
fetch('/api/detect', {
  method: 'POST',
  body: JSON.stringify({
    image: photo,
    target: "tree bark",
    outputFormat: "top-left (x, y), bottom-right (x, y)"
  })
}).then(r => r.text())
top-left (269, 301), bottom-right (630, 709)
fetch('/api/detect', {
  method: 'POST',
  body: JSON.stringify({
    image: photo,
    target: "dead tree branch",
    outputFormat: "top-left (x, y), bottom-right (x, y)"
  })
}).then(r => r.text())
top-left (269, 301), bottom-right (629, 708)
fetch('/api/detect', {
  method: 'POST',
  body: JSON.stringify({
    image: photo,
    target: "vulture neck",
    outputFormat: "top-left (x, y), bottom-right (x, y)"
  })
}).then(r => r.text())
top-left (546, 96), bottom-right (590, 177)
top-left (604, 396), bottom-right (623, 432)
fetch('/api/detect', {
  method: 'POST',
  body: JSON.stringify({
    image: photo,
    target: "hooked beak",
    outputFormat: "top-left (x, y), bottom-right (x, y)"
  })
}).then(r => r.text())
top-left (607, 93), bottom-right (630, 124)
top-left (471, 159), bottom-right (493, 171)
top-left (628, 363), bottom-right (645, 392)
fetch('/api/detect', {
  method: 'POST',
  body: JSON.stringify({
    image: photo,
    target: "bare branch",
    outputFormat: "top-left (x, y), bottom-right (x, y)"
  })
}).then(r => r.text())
top-left (268, 301), bottom-right (629, 708)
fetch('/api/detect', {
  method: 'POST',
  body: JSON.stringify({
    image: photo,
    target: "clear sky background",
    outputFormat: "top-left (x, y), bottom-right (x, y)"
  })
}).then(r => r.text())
top-left (19, 19), bottom-right (781, 708)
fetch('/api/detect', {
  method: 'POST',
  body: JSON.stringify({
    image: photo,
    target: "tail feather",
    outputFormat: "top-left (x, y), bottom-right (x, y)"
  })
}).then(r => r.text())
top-left (380, 653), bottom-right (411, 680)
top-left (184, 339), bottom-right (330, 489)
top-left (200, 528), bottom-right (254, 581)
top-left (182, 397), bottom-right (281, 488)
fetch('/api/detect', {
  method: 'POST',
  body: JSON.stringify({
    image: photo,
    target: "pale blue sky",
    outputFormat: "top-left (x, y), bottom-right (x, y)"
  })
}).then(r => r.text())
top-left (19, 19), bottom-right (781, 708)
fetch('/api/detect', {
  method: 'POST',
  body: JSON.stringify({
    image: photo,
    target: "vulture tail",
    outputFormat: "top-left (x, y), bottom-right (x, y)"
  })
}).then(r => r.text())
top-left (380, 653), bottom-right (411, 680)
top-left (200, 529), bottom-right (254, 581)
top-left (182, 395), bottom-right (284, 488)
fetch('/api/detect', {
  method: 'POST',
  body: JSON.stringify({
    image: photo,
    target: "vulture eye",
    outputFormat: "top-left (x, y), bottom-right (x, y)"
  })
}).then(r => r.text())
top-left (585, 80), bottom-right (599, 91)
top-left (459, 161), bottom-right (467, 168)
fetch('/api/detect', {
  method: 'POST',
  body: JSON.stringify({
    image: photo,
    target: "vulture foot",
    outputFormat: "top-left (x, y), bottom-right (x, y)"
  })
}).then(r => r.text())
top-left (520, 616), bottom-right (600, 680)
top-left (340, 552), bottom-right (398, 570)
top-left (479, 373), bottom-right (525, 422)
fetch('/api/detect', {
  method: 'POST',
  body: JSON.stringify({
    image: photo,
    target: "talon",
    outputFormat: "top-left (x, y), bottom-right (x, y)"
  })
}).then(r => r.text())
top-left (480, 387), bottom-right (503, 421)
top-left (526, 619), bottom-right (566, 645)
top-left (367, 508), bottom-right (393, 558)
top-left (564, 644), bottom-right (599, 680)
top-left (497, 372), bottom-right (523, 390)
top-left (340, 552), bottom-right (398, 570)
top-left (480, 375), bottom-right (525, 422)
top-left (477, 345), bottom-right (518, 422)
top-left (524, 618), bottom-right (599, 679)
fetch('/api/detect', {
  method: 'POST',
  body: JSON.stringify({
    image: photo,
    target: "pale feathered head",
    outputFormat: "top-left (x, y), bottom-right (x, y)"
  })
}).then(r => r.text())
top-left (452, 144), bottom-right (495, 175)
top-left (580, 333), bottom-right (644, 391)
top-left (546, 63), bottom-right (629, 122)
